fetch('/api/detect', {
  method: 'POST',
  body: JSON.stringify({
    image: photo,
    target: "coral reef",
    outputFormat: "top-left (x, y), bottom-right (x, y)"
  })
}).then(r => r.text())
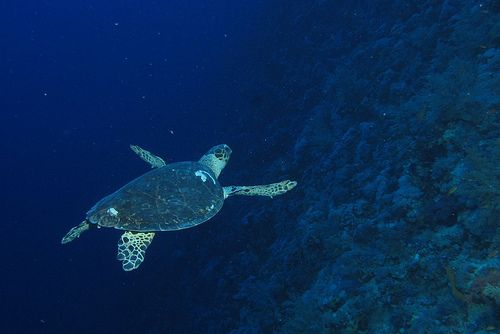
top-left (159, 1), bottom-right (500, 333)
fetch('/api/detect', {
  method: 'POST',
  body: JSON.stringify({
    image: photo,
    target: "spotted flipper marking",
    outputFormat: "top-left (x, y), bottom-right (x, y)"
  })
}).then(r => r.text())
top-left (117, 231), bottom-right (155, 271)
top-left (223, 180), bottom-right (297, 198)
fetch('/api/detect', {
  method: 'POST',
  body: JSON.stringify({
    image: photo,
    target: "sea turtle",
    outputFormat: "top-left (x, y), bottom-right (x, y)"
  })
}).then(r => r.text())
top-left (62, 144), bottom-right (297, 271)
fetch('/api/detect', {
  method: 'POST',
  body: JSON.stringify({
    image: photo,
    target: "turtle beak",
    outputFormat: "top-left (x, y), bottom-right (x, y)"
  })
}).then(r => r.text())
top-left (223, 144), bottom-right (232, 156)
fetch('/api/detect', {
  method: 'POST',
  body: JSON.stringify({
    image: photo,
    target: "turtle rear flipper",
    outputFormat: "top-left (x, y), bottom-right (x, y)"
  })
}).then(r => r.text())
top-left (117, 231), bottom-right (155, 271)
top-left (61, 221), bottom-right (91, 244)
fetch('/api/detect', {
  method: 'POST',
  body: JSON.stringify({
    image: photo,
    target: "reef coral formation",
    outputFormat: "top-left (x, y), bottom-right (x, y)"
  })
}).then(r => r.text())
top-left (161, 1), bottom-right (499, 333)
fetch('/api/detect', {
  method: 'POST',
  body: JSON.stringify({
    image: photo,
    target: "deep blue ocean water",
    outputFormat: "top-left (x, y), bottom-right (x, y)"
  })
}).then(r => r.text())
top-left (1, 1), bottom-right (499, 333)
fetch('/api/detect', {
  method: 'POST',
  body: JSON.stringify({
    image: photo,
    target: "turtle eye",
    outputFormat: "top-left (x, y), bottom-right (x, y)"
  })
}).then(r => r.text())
top-left (215, 150), bottom-right (223, 159)
top-left (215, 150), bottom-right (228, 161)
top-left (210, 145), bottom-right (231, 161)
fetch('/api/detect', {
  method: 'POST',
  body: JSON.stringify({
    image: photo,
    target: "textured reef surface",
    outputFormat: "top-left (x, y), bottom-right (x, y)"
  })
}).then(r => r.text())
top-left (158, 1), bottom-right (499, 333)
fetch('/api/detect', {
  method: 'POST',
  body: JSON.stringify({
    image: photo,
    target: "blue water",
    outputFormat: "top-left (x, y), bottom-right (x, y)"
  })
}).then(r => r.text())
top-left (1, 1), bottom-right (499, 333)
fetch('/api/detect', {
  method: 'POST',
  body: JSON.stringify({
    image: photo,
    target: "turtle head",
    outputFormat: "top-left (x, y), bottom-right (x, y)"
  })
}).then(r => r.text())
top-left (198, 144), bottom-right (232, 178)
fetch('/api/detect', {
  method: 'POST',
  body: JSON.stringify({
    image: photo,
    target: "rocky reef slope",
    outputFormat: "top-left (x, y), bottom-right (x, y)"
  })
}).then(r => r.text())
top-left (161, 1), bottom-right (499, 333)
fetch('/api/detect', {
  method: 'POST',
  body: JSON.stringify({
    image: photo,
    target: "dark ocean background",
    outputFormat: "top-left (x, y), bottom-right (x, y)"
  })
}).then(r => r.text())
top-left (1, 1), bottom-right (499, 333)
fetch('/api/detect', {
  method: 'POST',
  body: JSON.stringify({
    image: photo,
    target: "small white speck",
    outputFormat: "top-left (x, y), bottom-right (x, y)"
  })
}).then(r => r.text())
top-left (107, 207), bottom-right (119, 216)
top-left (195, 170), bottom-right (216, 184)
top-left (114, 22), bottom-right (119, 26)
top-left (195, 170), bottom-right (207, 182)
top-left (169, 129), bottom-right (174, 135)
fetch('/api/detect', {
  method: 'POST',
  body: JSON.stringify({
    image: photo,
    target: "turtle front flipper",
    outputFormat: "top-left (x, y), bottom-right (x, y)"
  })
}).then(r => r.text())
top-left (61, 220), bottom-right (91, 244)
top-left (117, 231), bottom-right (155, 271)
top-left (223, 180), bottom-right (297, 199)
top-left (130, 145), bottom-right (166, 168)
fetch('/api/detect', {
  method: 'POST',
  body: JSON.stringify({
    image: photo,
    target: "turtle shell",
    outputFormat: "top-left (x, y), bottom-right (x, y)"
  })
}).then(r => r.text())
top-left (86, 161), bottom-right (224, 231)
